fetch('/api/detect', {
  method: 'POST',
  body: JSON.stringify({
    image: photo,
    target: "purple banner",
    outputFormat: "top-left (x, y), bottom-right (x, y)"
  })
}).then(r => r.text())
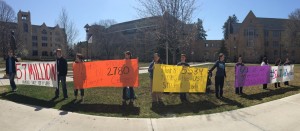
top-left (235, 66), bottom-right (270, 87)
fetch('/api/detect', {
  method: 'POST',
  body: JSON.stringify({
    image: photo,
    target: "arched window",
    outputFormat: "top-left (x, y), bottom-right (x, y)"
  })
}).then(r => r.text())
top-left (23, 23), bottom-right (28, 32)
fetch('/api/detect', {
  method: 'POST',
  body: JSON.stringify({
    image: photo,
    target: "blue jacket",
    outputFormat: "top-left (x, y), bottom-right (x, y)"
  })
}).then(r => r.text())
top-left (148, 61), bottom-right (162, 79)
top-left (209, 60), bottom-right (226, 77)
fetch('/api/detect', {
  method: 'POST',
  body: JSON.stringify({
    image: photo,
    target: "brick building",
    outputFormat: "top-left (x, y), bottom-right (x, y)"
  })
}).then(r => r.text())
top-left (190, 40), bottom-right (222, 62)
top-left (0, 10), bottom-right (67, 59)
top-left (226, 11), bottom-right (300, 63)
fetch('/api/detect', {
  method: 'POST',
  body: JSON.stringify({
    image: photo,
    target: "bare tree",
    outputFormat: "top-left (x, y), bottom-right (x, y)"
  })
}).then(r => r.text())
top-left (0, 0), bottom-right (16, 59)
top-left (56, 8), bottom-right (78, 57)
top-left (89, 19), bottom-right (127, 60)
top-left (136, 0), bottom-right (197, 64)
top-left (0, 0), bottom-right (15, 22)
top-left (284, 8), bottom-right (300, 61)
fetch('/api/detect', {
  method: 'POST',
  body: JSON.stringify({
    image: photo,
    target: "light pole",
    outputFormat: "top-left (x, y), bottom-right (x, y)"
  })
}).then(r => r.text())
top-left (234, 45), bottom-right (237, 62)
top-left (84, 24), bottom-right (90, 61)
top-left (10, 30), bottom-right (16, 53)
top-left (191, 51), bottom-right (194, 63)
top-left (166, 41), bottom-right (168, 65)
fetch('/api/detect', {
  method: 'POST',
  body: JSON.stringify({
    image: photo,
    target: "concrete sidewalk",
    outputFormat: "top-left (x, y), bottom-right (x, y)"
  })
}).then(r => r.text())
top-left (1, 93), bottom-right (300, 131)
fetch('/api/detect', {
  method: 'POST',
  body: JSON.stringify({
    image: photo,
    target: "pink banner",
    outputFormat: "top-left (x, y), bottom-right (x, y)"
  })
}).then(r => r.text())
top-left (235, 66), bottom-right (270, 87)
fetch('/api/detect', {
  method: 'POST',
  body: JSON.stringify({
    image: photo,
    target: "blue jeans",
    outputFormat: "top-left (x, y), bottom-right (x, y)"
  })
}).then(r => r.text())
top-left (9, 73), bottom-right (17, 90)
top-left (55, 76), bottom-right (68, 98)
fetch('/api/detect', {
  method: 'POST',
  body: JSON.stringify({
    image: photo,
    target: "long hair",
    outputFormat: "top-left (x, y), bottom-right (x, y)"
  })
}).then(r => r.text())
top-left (275, 58), bottom-right (281, 65)
top-left (262, 57), bottom-right (268, 64)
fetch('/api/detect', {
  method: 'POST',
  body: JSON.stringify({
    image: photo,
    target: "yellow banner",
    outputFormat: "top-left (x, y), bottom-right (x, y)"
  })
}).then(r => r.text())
top-left (152, 64), bottom-right (208, 92)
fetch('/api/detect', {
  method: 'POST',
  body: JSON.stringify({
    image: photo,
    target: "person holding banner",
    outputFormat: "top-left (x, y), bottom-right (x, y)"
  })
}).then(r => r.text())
top-left (122, 51), bottom-right (136, 105)
top-left (209, 53), bottom-right (226, 99)
top-left (148, 53), bottom-right (163, 105)
top-left (284, 58), bottom-right (291, 86)
top-left (177, 54), bottom-right (190, 102)
top-left (235, 56), bottom-right (244, 95)
top-left (5, 50), bottom-right (18, 92)
top-left (274, 58), bottom-right (282, 88)
top-left (261, 57), bottom-right (269, 89)
top-left (73, 53), bottom-right (85, 101)
top-left (54, 49), bottom-right (68, 99)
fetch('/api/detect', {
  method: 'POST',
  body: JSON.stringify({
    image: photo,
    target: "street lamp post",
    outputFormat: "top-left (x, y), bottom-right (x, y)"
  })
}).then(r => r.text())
top-left (191, 51), bottom-right (194, 63)
top-left (84, 24), bottom-right (90, 61)
top-left (234, 45), bottom-right (237, 62)
top-left (166, 41), bottom-right (168, 65)
top-left (10, 30), bottom-right (16, 53)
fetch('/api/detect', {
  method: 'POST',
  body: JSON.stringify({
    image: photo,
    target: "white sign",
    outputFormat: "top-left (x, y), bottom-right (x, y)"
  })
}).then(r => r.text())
top-left (15, 62), bottom-right (57, 87)
top-left (270, 65), bottom-right (294, 83)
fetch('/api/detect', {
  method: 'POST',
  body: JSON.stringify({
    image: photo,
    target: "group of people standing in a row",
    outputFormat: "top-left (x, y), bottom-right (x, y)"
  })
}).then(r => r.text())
top-left (260, 56), bottom-right (291, 89)
top-left (5, 49), bottom-right (293, 107)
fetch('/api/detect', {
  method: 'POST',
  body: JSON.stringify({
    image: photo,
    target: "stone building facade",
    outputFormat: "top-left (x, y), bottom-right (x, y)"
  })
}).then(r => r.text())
top-left (0, 10), bottom-right (67, 59)
top-left (226, 11), bottom-right (300, 63)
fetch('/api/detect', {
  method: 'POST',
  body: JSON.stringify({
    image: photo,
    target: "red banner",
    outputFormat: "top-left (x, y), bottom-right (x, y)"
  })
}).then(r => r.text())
top-left (73, 59), bottom-right (139, 89)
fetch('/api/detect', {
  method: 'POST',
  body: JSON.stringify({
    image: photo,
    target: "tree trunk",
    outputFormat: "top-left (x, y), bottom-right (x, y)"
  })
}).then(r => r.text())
top-left (172, 50), bottom-right (176, 65)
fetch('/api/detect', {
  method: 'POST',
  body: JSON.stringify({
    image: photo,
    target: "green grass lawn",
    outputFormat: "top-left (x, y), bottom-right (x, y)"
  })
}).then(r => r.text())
top-left (0, 65), bottom-right (300, 118)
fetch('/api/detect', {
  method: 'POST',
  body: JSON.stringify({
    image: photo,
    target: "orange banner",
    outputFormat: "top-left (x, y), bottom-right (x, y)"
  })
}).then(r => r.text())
top-left (73, 59), bottom-right (139, 89)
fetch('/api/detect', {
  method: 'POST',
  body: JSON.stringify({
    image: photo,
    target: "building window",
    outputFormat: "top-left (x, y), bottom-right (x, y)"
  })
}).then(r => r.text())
top-left (32, 42), bottom-right (38, 47)
top-left (273, 41), bottom-right (279, 47)
top-left (50, 32), bottom-right (52, 35)
top-left (22, 16), bottom-right (27, 20)
top-left (292, 50), bottom-right (295, 56)
top-left (42, 37), bottom-right (48, 41)
top-left (23, 23), bottom-right (28, 32)
top-left (42, 51), bottom-right (48, 56)
top-left (273, 31), bottom-right (281, 37)
top-left (32, 50), bottom-right (38, 56)
top-left (264, 30), bottom-right (269, 37)
top-left (265, 41), bottom-right (269, 47)
top-left (32, 36), bottom-right (38, 41)
top-left (50, 51), bottom-right (53, 56)
top-left (247, 39), bottom-right (254, 47)
top-left (33, 28), bottom-right (37, 33)
top-left (205, 43), bottom-right (208, 47)
top-left (55, 38), bottom-right (61, 42)
top-left (42, 43), bottom-right (48, 47)
top-left (42, 29), bottom-right (47, 34)
top-left (274, 50), bottom-right (278, 56)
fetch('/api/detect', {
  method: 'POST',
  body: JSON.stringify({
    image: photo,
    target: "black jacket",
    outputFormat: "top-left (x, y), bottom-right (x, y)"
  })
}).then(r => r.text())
top-left (57, 57), bottom-right (68, 76)
top-left (5, 56), bottom-right (18, 74)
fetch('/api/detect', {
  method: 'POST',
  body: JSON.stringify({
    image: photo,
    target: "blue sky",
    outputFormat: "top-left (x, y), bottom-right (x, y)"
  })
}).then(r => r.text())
top-left (6, 0), bottom-right (300, 42)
